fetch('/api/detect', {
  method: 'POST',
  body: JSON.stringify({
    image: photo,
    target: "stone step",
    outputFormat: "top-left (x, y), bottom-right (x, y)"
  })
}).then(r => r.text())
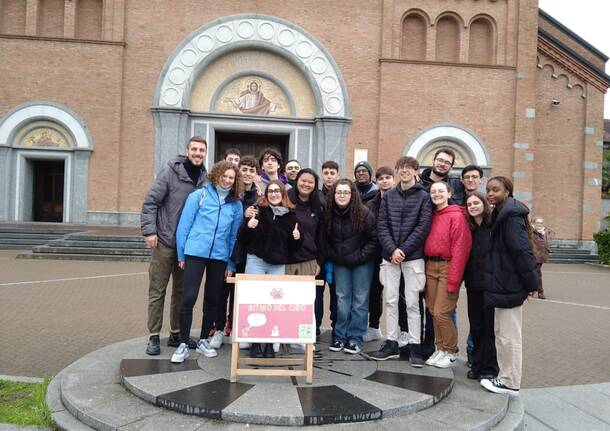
top-left (0, 232), bottom-right (67, 239)
top-left (47, 336), bottom-right (523, 431)
top-left (548, 257), bottom-right (599, 264)
top-left (46, 240), bottom-right (149, 249)
top-left (0, 226), bottom-right (82, 235)
top-left (30, 246), bottom-right (151, 256)
top-left (17, 251), bottom-right (151, 262)
top-left (0, 238), bottom-right (55, 246)
top-left (549, 248), bottom-right (593, 255)
top-left (65, 233), bottom-right (145, 243)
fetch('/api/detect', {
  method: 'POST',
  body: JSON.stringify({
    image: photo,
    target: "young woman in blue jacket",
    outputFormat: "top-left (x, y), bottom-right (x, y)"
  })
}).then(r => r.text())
top-left (171, 161), bottom-right (244, 363)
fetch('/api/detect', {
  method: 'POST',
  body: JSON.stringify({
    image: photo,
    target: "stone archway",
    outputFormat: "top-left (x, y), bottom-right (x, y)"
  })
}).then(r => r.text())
top-left (152, 14), bottom-right (351, 173)
top-left (405, 124), bottom-right (491, 171)
top-left (0, 102), bottom-right (92, 223)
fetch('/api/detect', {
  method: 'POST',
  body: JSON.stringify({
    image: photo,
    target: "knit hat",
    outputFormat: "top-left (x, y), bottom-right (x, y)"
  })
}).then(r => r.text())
top-left (354, 161), bottom-right (373, 177)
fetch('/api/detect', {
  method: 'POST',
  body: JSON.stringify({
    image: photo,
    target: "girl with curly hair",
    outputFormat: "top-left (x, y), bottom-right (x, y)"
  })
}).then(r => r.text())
top-left (171, 161), bottom-right (244, 363)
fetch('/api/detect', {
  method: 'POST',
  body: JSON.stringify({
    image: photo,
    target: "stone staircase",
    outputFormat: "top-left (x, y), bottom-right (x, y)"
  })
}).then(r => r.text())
top-left (18, 232), bottom-right (151, 261)
top-left (0, 225), bottom-right (84, 250)
top-left (548, 242), bottom-right (598, 264)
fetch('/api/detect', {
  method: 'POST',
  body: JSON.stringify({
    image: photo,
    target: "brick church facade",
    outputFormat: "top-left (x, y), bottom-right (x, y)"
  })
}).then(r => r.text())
top-left (0, 0), bottom-right (608, 241)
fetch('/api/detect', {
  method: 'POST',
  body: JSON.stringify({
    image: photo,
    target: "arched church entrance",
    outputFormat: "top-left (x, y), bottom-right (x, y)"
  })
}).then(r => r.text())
top-left (152, 14), bottom-right (351, 173)
top-left (0, 102), bottom-right (92, 223)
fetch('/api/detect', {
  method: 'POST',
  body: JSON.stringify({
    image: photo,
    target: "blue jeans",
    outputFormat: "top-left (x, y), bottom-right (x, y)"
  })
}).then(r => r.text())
top-left (245, 254), bottom-right (285, 275)
top-left (334, 262), bottom-right (374, 347)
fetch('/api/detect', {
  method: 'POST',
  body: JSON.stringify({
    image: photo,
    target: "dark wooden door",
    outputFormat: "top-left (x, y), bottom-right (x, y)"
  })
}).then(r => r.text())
top-left (33, 160), bottom-right (64, 222)
top-left (215, 131), bottom-right (289, 165)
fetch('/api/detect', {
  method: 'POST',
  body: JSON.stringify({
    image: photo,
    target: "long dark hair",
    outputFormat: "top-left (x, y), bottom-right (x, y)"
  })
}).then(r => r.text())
top-left (325, 178), bottom-right (367, 233)
top-left (465, 192), bottom-right (491, 231)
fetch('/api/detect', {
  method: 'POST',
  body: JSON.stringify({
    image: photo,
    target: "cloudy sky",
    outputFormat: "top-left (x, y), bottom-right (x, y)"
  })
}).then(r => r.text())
top-left (538, 0), bottom-right (610, 118)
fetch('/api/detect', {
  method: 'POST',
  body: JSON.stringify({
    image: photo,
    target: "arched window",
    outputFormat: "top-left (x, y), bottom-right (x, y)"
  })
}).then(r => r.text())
top-left (76, 0), bottom-right (103, 40)
top-left (469, 17), bottom-right (494, 64)
top-left (401, 13), bottom-right (427, 60)
top-left (435, 15), bottom-right (460, 62)
top-left (37, 0), bottom-right (65, 37)
top-left (0, 0), bottom-right (27, 34)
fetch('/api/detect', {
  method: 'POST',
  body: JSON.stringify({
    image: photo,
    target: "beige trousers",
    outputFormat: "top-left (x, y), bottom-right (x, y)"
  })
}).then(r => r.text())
top-left (494, 305), bottom-right (523, 389)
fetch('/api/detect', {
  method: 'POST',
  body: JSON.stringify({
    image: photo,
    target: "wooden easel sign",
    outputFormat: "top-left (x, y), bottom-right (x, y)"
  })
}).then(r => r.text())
top-left (229, 273), bottom-right (318, 384)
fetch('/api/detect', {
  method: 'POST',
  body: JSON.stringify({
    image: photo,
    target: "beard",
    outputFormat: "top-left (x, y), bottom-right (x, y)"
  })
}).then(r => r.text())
top-left (432, 167), bottom-right (448, 177)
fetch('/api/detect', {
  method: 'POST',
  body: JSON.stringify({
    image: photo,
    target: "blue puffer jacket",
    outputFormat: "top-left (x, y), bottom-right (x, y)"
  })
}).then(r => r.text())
top-left (176, 182), bottom-right (244, 271)
top-left (377, 182), bottom-right (433, 262)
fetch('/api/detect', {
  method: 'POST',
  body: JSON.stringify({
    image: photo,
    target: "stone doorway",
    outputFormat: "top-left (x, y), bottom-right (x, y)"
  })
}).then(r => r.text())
top-left (32, 160), bottom-right (64, 222)
top-left (215, 131), bottom-right (289, 164)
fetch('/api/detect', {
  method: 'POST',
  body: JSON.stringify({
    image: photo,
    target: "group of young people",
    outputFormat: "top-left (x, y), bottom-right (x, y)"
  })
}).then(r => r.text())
top-left (142, 137), bottom-right (545, 398)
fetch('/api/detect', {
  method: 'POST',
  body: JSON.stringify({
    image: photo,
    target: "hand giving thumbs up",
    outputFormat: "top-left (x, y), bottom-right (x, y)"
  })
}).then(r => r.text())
top-left (292, 222), bottom-right (300, 240)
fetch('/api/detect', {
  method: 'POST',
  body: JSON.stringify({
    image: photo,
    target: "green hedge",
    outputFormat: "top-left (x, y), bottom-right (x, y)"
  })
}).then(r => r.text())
top-left (593, 229), bottom-right (610, 265)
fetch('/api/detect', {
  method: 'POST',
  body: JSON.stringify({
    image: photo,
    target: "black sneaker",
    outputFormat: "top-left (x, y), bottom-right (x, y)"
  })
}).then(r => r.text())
top-left (409, 343), bottom-right (424, 368)
top-left (167, 332), bottom-right (181, 347)
top-left (467, 370), bottom-right (480, 380)
top-left (185, 338), bottom-right (197, 349)
top-left (146, 335), bottom-right (160, 355)
top-left (249, 343), bottom-right (264, 358)
top-left (344, 343), bottom-right (362, 354)
top-left (263, 343), bottom-right (275, 358)
top-left (365, 340), bottom-right (399, 361)
top-left (480, 378), bottom-right (519, 396)
top-left (329, 340), bottom-right (344, 352)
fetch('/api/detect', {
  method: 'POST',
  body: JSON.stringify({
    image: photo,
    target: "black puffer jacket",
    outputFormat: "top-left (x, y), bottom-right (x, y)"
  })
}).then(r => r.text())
top-left (239, 206), bottom-right (303, 265)
top-left (485, 198), bottom-right (538, 308)
top-left (464, 222), bottom-right (491, 292)
top-left (377, 183), bottom-right (432, 262)
top-left (419, 168), bottom-right (465, 206)
top-left (287, 189), bottom-right (325, 265)
top-left (326, 204), bottom-right (378, 267)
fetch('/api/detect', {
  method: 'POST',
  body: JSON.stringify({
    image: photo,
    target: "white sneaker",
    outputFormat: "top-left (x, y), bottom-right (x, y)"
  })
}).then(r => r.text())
top-left (363, 327), bottom-right (382, 342)
top-left (397, 331), bottom-right (409, 348)
top-left (434, 352), bottom-right (457, 368)
top-left (196, 339), bottom-right (218, 358)
top-left (209, 331), bottom-right (224, 349)
top-left (273, 342), bottom-right (281, 353)
top-left (239, 342), bottom-right (250, 350)
top-left (170, 343), bottom-right (189, 363)
top-left (425, 350), bottom-right (444, 366)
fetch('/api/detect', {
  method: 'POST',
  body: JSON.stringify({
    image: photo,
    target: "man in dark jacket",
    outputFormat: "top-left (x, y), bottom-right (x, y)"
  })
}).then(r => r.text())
top-left (140, 136), bottom-right (207, 355)
top-left (366, 156), bottom-right (432, 367)
top-left (354, 161), bottom-right (379, 204)
top-left (419, 148), bottom-right (465, 205)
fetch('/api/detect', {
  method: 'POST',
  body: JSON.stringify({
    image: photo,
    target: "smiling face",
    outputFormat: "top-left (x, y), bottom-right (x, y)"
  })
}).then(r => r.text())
top-left (486, 179), bottom-right (509, 206)
top-left (334, 184), bottom-right (352, 208)
top-left (466, 194), bottom-right (485, 218)
top-left (285, 161), bottom-right (301, 180)
top-left (186, 140), bottom-right (207, 166)
top-left (266, 184), bottom-right (282, 205)
top-left (354, 167), bottom-right (371, 185)
top-left (462, 169), bottom-right (482, 193)
top-left (297, 172), bottom-right (316, 198)
top-left (432, 151), bottom-right (454, 177)
top-left (239, 165), bottom-right (257, 186)
top-left (430, 182), bottom-right (451, 209)
top-left (220, 168), bottom-right (236, 189)
top-left (397, 165), bottom-right (417, 188)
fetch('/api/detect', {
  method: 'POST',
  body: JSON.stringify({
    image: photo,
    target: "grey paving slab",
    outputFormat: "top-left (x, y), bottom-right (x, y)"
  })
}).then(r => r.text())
top-left (521, 387), bottom-right (610, 431)
top-left (523, 414), bottom-right (554, 431)
top-left (123, 369), bottom-right (218, 403)
top-left (220, 383), bottom-right (305, 426)
top-left (335, 379), bottom-right (433, 417)
top-left (118, 410), bottom-right (207, 431)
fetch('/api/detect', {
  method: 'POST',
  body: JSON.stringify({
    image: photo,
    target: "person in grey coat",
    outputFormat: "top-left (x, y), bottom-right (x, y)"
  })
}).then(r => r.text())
top-left (140, 136), bottom-right (208, 355)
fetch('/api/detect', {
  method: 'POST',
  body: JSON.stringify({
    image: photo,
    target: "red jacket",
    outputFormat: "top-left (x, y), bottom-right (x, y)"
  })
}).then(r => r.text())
top-left (424, 205), bottom-right (472, 293)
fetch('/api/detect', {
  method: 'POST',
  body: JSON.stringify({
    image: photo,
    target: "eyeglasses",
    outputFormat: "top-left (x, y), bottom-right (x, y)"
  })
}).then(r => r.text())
top-left (435, 158), bottom-right (453, 167)
top-left (335, 191), bottom-right (351, 196)
top-left (463, 175), bottom-right (480, 180)
top-left (267, 189), bottom-right (281, 195)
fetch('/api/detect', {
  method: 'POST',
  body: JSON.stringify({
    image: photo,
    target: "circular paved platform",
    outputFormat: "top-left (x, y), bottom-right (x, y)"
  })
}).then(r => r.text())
top-left (119, 332), bottom-right (454, 426)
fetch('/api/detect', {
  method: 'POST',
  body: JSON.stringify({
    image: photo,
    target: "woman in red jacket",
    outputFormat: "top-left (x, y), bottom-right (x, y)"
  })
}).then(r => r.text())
top-left (424, 182), bottom-right (472, 368)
